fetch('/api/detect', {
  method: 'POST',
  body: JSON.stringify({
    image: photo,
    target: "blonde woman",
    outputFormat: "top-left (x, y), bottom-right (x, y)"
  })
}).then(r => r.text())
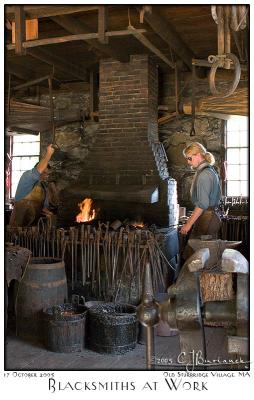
top-left (180, 142), bottom-right (222, 239)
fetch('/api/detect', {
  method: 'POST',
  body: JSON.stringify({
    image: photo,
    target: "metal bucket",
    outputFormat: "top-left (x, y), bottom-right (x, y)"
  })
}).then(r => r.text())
top-left (88, 302), bottom-right (138, 354)
top-left (16, 257), bottom-right (67, 342)
top-left (43, 303), bottom-right (87, 353)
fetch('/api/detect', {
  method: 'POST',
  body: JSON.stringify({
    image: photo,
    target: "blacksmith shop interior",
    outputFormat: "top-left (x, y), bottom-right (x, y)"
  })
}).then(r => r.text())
top-left (5, 5), bottom-right (249, 371)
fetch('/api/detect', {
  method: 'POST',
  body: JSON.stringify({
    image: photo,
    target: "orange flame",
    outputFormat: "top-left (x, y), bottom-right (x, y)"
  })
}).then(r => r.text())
top-left (76, 198), bottom-right (96, 223)
top-left (131, 221), bottom-right (145, 228)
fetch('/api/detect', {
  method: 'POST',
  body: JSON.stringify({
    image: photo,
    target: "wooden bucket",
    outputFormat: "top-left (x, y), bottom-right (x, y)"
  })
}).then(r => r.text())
top-left (16, 257), bottom-right (67, 342)
top-left (43, 303), bottom-right (87, 353)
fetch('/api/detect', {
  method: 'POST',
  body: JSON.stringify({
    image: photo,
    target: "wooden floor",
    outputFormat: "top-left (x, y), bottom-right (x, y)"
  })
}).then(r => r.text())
top-left (5, 326), bottom-right (230, 371)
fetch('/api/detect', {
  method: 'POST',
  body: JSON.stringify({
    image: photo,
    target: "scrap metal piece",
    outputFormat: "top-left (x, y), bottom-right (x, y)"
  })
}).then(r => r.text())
top-left (221, 248), bottom-right (249, 273)
top-left (5, 244), bottom-right (31, 285)
top-left (228, 336), bottom-right (248, 356)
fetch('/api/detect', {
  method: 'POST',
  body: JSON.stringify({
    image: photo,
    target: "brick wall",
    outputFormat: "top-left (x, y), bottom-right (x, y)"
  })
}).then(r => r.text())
top-left (79, 55), bottom-right (160, 185)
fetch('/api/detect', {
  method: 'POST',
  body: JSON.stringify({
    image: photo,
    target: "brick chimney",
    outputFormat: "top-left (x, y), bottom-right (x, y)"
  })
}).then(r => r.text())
top-left (61, 55), bottom-right (178, 227)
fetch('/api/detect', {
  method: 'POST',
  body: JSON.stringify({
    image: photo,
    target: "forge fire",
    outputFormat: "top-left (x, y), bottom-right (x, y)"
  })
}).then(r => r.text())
top-left (76, 198), bottom-right (96, 223)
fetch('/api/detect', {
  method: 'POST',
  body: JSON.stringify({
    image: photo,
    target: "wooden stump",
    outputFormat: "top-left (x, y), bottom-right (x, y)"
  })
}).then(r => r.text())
top-left (199, 270), bottom-right (234, 303)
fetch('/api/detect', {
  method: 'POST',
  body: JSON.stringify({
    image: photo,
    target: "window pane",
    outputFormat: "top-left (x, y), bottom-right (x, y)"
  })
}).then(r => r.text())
top-left (28, 156), bottom-right (39, 166)
top-left (226, 130), bottom-right (241, 147)
top-left (12, 157), bottom-right (22, 171)
top-left (21, 157), bottom-right (38, 170)
top-left (27, 141), bottom-right (40, 155)
top-left (225, 117), bottom-right (248, 197)
top-left (13, 134), bottom-right (40, 143)
top-left (13, 142), bottom-right (27, 156)
top-left (11, 172), bottom-right (24, 197)
top-left (227, 116), bottom-right (248, 132)
top-left (239, 131), bottom-right (248, 147)
top-left (11, 183), bottom-right (18, 198)
top-left (240, 181), bottom-right (248, 196)
top-left (227, 148), bottom-right (240, 163)
top-left (11, 177), bottom-right (20, 187)
top-left (240, 148), bottom-right (248, 161)
top-left (13, 141), bottom-right (40, 156)
top-left (227, 180), bottom-right (240, 196)
top-left (240, 164), bottom-right (248, 180)
top-left (12, 156), bottom-right (39, 171)
top-left (227, 164), bottom-right (240, 180)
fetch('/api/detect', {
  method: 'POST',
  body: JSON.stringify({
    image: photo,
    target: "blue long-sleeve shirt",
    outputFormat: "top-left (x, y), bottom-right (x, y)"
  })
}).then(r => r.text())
top-left (190, 163), bottom-right (221, 209)
top-left (14, 167), bottom-right (49, 208)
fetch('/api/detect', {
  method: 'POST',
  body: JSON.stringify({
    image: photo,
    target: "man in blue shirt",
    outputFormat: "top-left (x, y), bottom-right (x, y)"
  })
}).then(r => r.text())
top-left (9, 144), bottom-right (55, 226)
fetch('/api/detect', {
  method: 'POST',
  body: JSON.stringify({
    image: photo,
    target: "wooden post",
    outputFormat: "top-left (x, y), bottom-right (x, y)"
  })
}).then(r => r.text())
top-left (89, 70), bottom-right (98, 120)
top-left (14, 6), bottom-right (26, 55)
top-left (217, 6), bottom-right (225, 56)
top-left (98, 6), bottom-right (108, 44)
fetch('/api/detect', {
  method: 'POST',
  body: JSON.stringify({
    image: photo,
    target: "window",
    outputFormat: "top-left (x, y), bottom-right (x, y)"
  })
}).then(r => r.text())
top-left (225, 117), bottom-right (248, 196)
top-left (10, 134), bottom-right (40, 198)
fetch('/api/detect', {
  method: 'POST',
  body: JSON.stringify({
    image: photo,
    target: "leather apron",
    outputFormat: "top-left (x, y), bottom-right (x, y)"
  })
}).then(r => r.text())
top-left (9, 185), bottom-right (45, 227)
top-left (182, 209), bottom-right (221, 261)
top-left (190, 208), bottom-right (221, 239)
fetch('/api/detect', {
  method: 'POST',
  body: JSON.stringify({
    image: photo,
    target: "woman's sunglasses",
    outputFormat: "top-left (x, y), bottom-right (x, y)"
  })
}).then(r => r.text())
top-left (186, 153), bottom-right (197, 161)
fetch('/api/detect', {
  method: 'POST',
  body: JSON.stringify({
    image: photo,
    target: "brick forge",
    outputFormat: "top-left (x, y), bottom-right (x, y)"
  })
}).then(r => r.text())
top-left (61, 55), bottom-right (178, 227)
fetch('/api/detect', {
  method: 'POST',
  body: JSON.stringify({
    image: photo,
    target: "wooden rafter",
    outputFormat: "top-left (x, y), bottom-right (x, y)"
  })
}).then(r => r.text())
top-left (137, 6), bottom-right (195, 70)
top-left (14, 6), bottom-right (26, 55)
top-left (128, 26), bottom-right (175, 69)
top-left (98, 6), bottom-right (108, 44)
top-left (51, 15), bottom-right (130, 62)
top-left (5, 5), bottom-right (99, 20)
top-left (51, 15), bottom-right (99, 56)
top-left (89, 70), bottom-right (98, 120)
top-left (6, 29), bottom-right (146, 49)
top-left (12, 75), bottom-right (60, 91)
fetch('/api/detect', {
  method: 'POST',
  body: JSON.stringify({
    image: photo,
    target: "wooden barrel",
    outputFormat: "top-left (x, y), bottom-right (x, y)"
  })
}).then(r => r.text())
top-left (43, 303), bottom-right (87, 353)
top-left (16, 257), bottom-right (67, 342)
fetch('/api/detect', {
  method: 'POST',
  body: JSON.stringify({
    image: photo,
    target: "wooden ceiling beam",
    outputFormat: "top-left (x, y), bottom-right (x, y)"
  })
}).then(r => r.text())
top-left (27, 47), bottom-right (88, 82)
top-left (98, 6), bottom-right (108, 44)
top-left (137, 6), bottom-right (195, 70)
top-left (6, 59), bottom-right (60, 89)
top-left (7, 126), bottom-right (40, 135)
top-left (6, 29), bottom-right (147, 51)
top-left (48, 16), bottom-right (98, 69)
top-left (51, 14), bottom-right (129, 63)
top-left (128, 26), bottom-right (175, 69)
top-left (89, 70), bottom-right (98, 120)
top-left (7, 32), bottom-right (103, 49)
top-left (14, 6), bottom-right (26, 55)
top-left (12, 75), bottom-right (60, 91)
top-left (5, 5), bottom-right (99, 20)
